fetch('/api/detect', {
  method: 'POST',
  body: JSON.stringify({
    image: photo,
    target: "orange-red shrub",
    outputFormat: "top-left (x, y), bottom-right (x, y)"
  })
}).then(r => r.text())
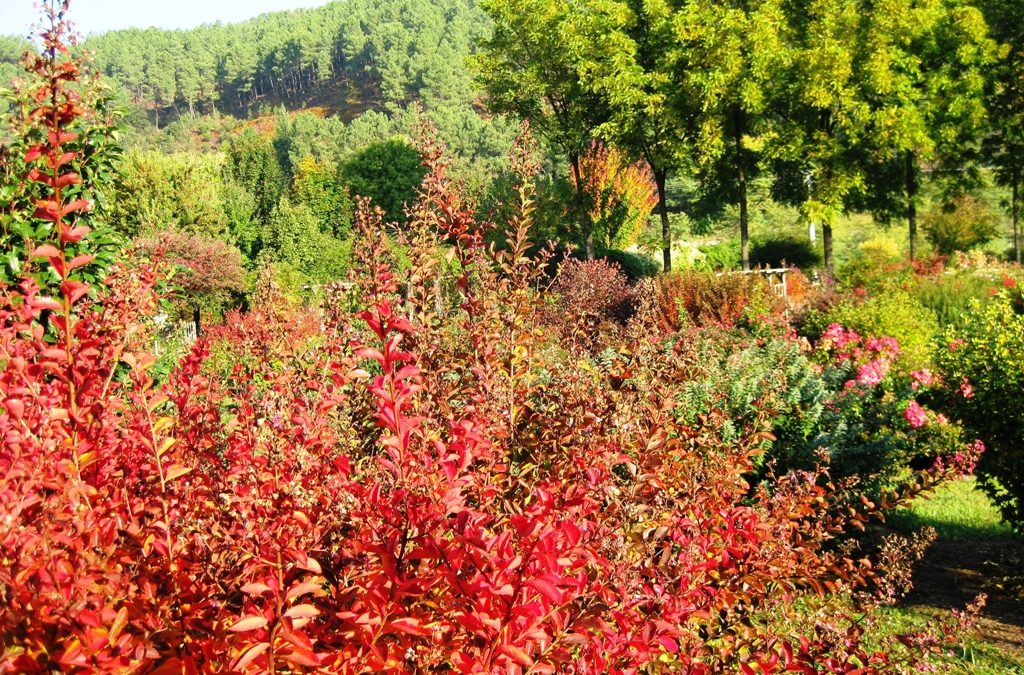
top-left (0, 6), bottom-right (986, 672)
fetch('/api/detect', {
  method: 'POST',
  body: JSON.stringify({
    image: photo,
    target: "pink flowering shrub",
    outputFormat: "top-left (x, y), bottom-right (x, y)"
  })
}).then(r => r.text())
top-left (771, 324), bottom-right (985, 495)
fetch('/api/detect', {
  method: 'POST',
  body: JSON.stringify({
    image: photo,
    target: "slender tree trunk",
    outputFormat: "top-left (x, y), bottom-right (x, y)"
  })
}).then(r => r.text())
top-left (654, 169), bottom-right (671, 273)
top-left (1013, 169), bottom-right (1021, 265)
top-left (823, 223), bottom-right (834, 277)
top-left (906, 151), bottom-right (918, 261)
top-left (192, 304), bottom-right (202, 338)
top-left (734, 107), bottom-right (750, 271)
top-left (570, 154), bottom-right (594, 260)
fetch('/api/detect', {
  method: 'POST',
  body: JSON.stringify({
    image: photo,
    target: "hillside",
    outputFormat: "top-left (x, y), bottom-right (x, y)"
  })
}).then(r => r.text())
top-left (82, 0), bottom-right (487, 126)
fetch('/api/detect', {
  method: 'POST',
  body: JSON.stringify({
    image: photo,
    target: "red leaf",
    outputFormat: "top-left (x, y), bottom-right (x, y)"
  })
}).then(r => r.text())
top-left (61, 199), bottom-right (90, 217)
top-left (240, 583), bottom-right (273, 596)
top-left (527, 577), bottom-right (564, 604)
top-left (232, 642), bottom-right (270, 670)
top-left (228, 616), bottom-right (268, 633)
top-left (32, 244), bottom-right (60, 258)
top-left (67, 254), bottom-right (95, 271)
top-left (61, 280), bottom-right (90, 305)
top-left (389, 617), bottom-right (430, 636)
top-left (283, 604), bottom-right (320, 620)
top-left (108, 607), bottom-right (129, 646)
top-left (499, 643), bottom-right (534, 667)
top-left (60, 225), bottom-right (91, 244)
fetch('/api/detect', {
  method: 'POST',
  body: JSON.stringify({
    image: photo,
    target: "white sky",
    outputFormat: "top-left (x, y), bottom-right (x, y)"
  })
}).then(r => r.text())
top-left (1, 0), bottom-right (336, 38)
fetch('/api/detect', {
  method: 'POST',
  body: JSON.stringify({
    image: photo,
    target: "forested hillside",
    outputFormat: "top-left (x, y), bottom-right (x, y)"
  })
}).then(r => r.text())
top-left (83, 0), bottom-right (486, 122)
top-left (3, 0), bottom-right (1024, 671)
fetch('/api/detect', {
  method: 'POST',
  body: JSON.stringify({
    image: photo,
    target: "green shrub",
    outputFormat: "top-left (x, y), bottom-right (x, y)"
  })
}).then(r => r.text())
top-left (801, 289), bottom-right (939, 372)
top-left (601, 249), bottom-right (660, 279)
top-left (696, 240), bottom-right (741, 271)
top-left (838, 236), bottom-right (908, 291)
top-left (750, 234), bottom-right (821, 269)
top-left (922, 194), bottom-right (1000, 256)
top-left (670, 329), bottom-right (825, 470)
top-left (910, 271), bottom-right (1014, 329)
top-left (340, 139), bottom-right (426, 225)
top-left (938, 289), bottom-right (1024, 532)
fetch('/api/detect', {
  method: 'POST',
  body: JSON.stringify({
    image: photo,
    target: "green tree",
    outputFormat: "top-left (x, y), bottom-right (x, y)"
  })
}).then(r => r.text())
top-left (568, 0), bottom-right (689, 271)
top-left (340, 139), bottom-right (426, 225)
top-left (292, 155), bottom-right (353, 238)
top-left (979, 0), bottom-right (1024, 263)
top-left (475, 0), bottom-right (609, 258)
top-left (260, 199), bottom-right (350, 289)
top-left (858, 0), bottom-right (997, 260)
top-left (769, 0), bottom-right (867, 274)
top-left (109, 151), bottom-right (227, 238)
top-left (673, 0), bottom-right (789, 271)
top-left (223, 128), bottom-right (286, 226)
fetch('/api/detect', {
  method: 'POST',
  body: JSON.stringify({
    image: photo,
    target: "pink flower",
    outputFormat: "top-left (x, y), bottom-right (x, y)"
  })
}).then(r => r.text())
top-left (910, 369), bottom-right (934, 390)
top-left (936, 414), bottom-right (949, 426)
top-left (865, 336), bottom-right (900, 359)
top-left (959, 378), bottom-right (974, 399)
top-left (904, 400), bottom-right (928, 429)
top-left (822, 323), bottom-right (860, 350)
top-left (856, 360), bottom-right (888, 386)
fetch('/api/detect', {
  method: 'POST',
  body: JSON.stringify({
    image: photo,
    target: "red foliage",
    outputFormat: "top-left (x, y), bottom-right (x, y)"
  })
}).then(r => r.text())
top-left (646, 269), bottom-right (786, 331)
top-left (135, 232), bottom-right (246, 296)
top-left (0, 7), bottom-right (986, 672)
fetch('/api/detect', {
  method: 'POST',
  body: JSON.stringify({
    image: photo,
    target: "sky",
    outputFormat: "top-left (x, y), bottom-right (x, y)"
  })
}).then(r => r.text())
top-left (1, 0), bottom-right (336, 38)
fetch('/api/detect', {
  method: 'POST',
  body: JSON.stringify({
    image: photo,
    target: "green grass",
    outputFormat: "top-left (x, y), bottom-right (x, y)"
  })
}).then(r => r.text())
top-left (889, 477), bottom-right (1015, 541)
top-left (883, 478), bottom-right (1024, 673)
top-left (872, 603), bottom-right (1024, 674)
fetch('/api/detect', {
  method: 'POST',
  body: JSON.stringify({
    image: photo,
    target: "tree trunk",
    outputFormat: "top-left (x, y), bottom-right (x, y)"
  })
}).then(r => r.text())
top-left (907, 151), bottom-right (918, 261)
top-left (570, 154), bottom-right (594, 260)
top-left (192, 304), bottom-right (202, 338)
top-left (823, 223), bottom-right (834, 277)
top-left (1014, 169), bottom-right (1021, 265)
top-left (655, 169), bottom-right (671, 273)
top-left (734, 107), bottom-right (750, 271)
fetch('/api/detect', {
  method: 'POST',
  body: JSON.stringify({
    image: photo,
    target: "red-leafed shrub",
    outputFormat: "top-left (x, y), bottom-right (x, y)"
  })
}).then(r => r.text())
top-left (645, 268), bottom-right (786, 332)
top-left (0, 6), bottom-right (989, 672)
top-left (547, 257), bottom-right (635, 348)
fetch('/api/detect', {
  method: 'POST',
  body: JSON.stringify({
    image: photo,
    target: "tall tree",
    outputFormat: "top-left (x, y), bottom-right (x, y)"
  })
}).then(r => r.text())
top-left (858, 0), bottom-right (997, 260)
top-left (475, 0), bottom-right (609, 259)
top-left (979, 0), bottom-right (1024, 264)
top-left (568, 0), bottom-right (688, 271)
top-left (673, 0), bottom-right (789, 270)
top-left (769, 0), bottom-right (867, 274)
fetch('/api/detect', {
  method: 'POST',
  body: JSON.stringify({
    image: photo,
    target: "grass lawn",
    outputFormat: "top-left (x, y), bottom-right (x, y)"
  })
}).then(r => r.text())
top-left (883, 478), bottom-right (1024, 673)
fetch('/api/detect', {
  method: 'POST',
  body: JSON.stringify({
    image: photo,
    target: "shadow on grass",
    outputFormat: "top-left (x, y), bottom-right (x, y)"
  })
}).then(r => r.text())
top-left (885, 478), bottom-right (1024, 665)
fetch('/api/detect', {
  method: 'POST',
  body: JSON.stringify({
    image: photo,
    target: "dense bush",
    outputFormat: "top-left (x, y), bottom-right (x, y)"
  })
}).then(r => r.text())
top-left (0, 18), bottom-right (989, 672)
top-left (647, 268), bottom-right (786, 331)
top-left (695, 239), bottom-right (741, 270)
top-left (601, 248), bottom-right (660, 279)
top-left (750, 234), bottom-right (822, 269)
top-left (910, 268), bottom-right (1020, 328)
top-left (801, 289), bottom-right (940, 372)
top-left (549, 257), bottom-right (635, 342)
top-left (790, 324), bottom-right (980, 493)
top-left (340, 139), bottom-right (427, 225)
top-left (134, 231), bottom-right (247, 325)
top-left (938, 289), bottom-right (1024, 532)
top-left (922, 194), bottom-right (1001, 256)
